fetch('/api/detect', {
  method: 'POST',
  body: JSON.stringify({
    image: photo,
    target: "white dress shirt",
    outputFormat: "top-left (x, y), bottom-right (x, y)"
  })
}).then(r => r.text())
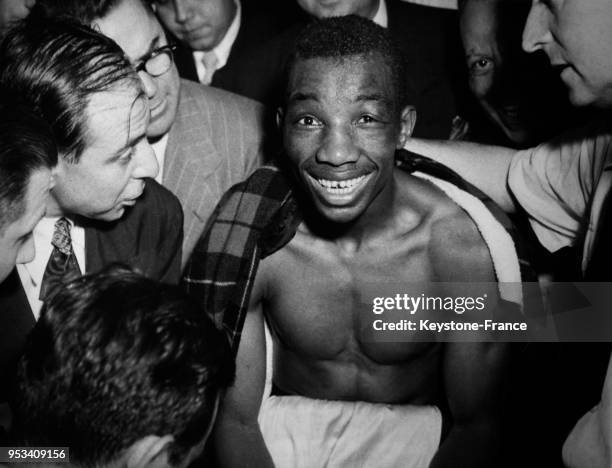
top-left (151, 132), bottom-right (169, 183)
top-left (193, 0), bottom-right (242, 84)
top-left (17, 216), bottom-right (86, 319)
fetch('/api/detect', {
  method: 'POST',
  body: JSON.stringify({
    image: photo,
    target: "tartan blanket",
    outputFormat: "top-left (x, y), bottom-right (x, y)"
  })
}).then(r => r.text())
top-left (182, 150), bottom-right (534, 355)
top-left (182, 165), bottom-right (300, 354)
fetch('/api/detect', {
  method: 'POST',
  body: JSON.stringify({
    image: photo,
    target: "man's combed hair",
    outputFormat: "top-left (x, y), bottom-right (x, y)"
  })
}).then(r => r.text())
top-left (0, 16), bottom-right (139, 162)
top-left (11, 265), bottom-right (235, 467)
top-left (0, 91), bottom-right (56, 231)
top-left (284, 15), bottom-right (407, 107)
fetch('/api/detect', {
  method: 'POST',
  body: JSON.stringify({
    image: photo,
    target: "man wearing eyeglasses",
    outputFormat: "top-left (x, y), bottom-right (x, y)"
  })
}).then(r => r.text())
top-left (32, 0), bottom-right (266, 267)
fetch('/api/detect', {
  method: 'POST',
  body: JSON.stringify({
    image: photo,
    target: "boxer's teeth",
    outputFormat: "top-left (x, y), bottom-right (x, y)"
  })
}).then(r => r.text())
top-left (316, 175), bottom-right (367, 193)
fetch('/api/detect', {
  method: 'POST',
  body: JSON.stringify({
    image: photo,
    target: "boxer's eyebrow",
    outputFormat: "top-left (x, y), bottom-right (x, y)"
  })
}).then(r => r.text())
top-left (289, 91), bottom-right (319, 103)
top-left (355, 93), bottom-right (389, 104)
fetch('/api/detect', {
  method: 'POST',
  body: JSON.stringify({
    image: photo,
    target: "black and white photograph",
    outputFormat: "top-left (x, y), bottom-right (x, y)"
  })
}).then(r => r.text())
top-left (0, 0), bottom-right (611, 467)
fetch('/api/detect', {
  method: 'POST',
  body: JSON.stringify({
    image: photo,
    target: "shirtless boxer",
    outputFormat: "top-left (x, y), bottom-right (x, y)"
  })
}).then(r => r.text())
top-left (211, 16), bottom-right (513, 468)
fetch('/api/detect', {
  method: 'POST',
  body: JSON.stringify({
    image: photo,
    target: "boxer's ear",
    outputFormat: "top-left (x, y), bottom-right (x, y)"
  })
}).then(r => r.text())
top-left (125, 435), bottom-right (174, 468)
top-left (397, 106), bottom-right (417, 148)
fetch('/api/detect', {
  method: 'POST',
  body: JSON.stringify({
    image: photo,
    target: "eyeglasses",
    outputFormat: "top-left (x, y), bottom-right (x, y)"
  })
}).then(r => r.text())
top-left (133, 44), bottom-right (177, 77)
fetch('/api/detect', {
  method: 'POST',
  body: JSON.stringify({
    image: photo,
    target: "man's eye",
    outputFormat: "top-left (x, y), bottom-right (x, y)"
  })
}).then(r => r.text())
top-left (296, 116), bottom-right (321, 126)
top-left (468, 57), bottom-right (494, 75)
top-left (357, 115), bottom-right (377, 124)
top-left (119, 148), bottom-right (136, 164)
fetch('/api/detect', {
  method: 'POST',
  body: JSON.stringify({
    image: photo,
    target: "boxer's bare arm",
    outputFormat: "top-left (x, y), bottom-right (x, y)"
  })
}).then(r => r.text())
top-left (428, 215), bottom-right (510, 467)
top-left (403, 138), bottom-right (517, 212)
top-left (214, 278), bottom-right (275, 468)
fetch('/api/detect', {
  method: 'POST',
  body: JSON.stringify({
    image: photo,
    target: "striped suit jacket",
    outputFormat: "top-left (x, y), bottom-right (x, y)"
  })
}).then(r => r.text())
top-left (163, 79), bottom-right (266, 267)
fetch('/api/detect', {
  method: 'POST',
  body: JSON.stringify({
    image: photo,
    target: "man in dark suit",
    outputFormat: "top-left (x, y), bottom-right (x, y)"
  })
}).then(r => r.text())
top-left (152, 0), bottom-right (290, 97)
top-left (33, 0), bottom-right (266, 266)
top-left (0, 17), bottom-right (183, 424)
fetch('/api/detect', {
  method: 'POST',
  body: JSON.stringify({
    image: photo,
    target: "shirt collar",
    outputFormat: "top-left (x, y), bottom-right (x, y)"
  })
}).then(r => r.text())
top-left (373, 0), bottom-right (388, 28)
top-left (211, 0), bottom-right (241, 69)
top-left (151, 132), bottom-right (169, 183)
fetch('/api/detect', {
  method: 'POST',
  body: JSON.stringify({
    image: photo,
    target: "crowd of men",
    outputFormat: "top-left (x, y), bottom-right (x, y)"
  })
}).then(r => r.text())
top-left (0, 0), bottom-right (611, 467)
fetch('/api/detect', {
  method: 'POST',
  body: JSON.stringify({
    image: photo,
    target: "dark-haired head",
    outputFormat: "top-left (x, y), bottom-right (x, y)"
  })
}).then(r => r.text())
top-left (0, 90), bottom-right (55, 282)
top-left (283, 15), bottom-right (407, 111)
top-left (0, 15), bottom-right (140, 163)
top-left (11, 264), bottom-right (235, 467)
top-left (0, 91), bottom-right (56, 231)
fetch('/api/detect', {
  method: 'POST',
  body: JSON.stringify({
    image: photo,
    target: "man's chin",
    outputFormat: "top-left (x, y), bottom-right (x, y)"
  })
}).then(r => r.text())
top-left (147, 94), bottom-right (179, 139)
top-left (89, 205), bottom-right (130, 222)
top-left (186, 35), bottom-right (217, 52)
top-left (311, 200), bottom-right (365, 225)
top-left (146, 115), bottom-right (173, 140)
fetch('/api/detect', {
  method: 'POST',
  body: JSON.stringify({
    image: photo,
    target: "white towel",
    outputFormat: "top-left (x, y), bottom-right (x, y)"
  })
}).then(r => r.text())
top-left (413, 171), bottom-right (523, 308)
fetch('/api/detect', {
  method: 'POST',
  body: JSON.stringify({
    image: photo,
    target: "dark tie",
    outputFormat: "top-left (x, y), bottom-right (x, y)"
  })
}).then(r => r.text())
top-left (39, 217), bottom-right (82, 301)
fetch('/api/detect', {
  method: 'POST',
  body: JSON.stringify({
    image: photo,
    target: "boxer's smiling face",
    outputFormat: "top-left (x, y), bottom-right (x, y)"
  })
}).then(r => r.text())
top-left (281, 53), bottom-right (413, 224)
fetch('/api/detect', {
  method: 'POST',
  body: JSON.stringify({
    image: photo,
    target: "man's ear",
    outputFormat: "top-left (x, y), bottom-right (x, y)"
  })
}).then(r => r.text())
top-left (125, 435), bottom-right (174, 468)
top-left (397, 105), bottom-right (417, 148)
top-left (276, 107), bottom-right (284, 131)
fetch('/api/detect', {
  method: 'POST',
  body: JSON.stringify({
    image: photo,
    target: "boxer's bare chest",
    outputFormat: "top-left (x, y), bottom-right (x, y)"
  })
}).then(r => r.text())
top-left (260, 224), bottom-right (443, 364)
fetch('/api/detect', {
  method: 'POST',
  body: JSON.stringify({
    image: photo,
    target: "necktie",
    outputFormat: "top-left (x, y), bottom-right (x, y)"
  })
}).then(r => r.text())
top-left (39, 217), bottom-right (82, 302)
top-left (201, 51), bottom-right (219, 86)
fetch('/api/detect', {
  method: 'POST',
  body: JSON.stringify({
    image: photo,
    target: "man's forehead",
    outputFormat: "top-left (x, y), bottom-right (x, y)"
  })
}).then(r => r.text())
top-left (461, 1), bottom-right (498, 36)
top-left (84, 89), bottom-right (147, 149)
top-left (288, 54), bottom-right (394, 99)
top-left (93, 0), bottom-right (164, 60)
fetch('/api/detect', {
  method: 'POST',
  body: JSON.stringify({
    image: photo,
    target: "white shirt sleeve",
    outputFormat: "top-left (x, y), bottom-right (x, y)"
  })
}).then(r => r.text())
top-left (508, 120), bottom-right (612, 253)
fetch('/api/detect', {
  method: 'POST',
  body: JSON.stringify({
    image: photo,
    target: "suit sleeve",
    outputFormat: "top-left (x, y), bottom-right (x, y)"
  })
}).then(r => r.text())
top-left (242, 99), bottom-right (267, 175)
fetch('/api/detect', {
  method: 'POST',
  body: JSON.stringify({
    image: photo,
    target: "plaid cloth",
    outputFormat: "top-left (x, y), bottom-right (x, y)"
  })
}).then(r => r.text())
top-left (183, 150), bottom-right (535, 355)
top-left (182, 165), bottom-right (300, 354)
